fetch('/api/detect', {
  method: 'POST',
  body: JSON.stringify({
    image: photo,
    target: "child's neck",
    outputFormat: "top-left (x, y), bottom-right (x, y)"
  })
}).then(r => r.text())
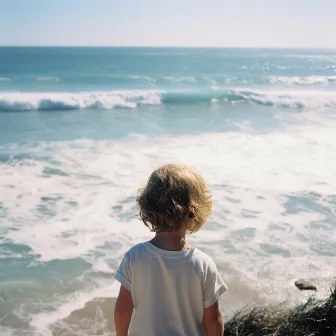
top-left (151, 231), bottom-right (191, 252)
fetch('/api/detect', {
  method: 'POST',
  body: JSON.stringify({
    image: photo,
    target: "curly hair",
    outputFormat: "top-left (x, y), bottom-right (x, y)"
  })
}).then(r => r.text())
top-left (137, 164), bottom-right (212, 233)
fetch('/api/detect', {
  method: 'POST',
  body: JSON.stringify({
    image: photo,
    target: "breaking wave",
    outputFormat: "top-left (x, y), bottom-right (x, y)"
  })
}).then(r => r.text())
top-left (1, 88), bottom-right (336, 111)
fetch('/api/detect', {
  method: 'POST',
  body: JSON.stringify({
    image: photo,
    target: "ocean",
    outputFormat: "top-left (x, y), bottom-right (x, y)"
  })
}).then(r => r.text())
top-left (0, 47), bottom-right (336, 335)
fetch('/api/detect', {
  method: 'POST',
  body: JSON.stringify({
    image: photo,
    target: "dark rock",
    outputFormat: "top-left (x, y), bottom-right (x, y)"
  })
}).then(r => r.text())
top-left (294, 280), bottom-right (317, 291)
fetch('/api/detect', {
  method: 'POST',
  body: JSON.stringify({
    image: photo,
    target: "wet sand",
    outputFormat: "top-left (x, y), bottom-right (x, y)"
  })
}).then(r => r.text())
top-left (51, 298), bottom-right (116, 336)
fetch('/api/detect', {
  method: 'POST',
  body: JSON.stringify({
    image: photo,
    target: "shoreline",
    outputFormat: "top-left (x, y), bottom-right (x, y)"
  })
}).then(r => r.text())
top-left (51, 298), bottom-right (116, 335)
top-left (50, 283), bottom-right (335, 336)
top-left (50, 281), bottom-right (335, 335)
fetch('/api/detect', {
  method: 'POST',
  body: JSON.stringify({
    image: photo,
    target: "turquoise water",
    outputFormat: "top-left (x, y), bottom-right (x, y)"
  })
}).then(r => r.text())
top-left (1, 47), bottom-right (336, 335)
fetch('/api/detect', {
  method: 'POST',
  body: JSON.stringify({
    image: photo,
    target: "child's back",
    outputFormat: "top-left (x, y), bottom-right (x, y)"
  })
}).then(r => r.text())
top-left (114, 164), bottom-right (227, 336)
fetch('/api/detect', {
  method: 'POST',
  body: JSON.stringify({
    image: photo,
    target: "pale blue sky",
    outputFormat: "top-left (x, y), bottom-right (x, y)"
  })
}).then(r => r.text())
top-left (1, 0), bottom-right (336, 47)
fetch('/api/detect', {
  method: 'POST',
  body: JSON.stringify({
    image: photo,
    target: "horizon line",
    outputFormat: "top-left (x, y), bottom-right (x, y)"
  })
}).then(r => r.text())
top-left (0, 45), bottom-right (336, 50)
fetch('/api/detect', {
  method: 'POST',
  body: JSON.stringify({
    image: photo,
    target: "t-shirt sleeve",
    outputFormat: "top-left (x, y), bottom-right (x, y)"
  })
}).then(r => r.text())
top-left (114, 254), bottom-right (132, 291)
top-left (203, 260), bottom-right (228, 308)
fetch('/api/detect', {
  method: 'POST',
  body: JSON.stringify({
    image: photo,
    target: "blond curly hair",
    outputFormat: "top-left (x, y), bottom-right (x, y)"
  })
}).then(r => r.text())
top-left (137, 164), bottom-right (212, 233)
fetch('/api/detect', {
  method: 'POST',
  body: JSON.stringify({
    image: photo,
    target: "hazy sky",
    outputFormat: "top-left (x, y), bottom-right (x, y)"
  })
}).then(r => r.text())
top-left (1, 0), bottom-right (336, 47)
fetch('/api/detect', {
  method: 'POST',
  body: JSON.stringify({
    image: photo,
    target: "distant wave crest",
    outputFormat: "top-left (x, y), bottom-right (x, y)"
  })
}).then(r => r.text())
top-left (2, 75), bottom-right (335, 87)
top-left (269, 76), bottom-right (336, 85)
top-left (36, 77), bottom-right (60, 82)
top-left (1, 89), bottom-right (336, 111)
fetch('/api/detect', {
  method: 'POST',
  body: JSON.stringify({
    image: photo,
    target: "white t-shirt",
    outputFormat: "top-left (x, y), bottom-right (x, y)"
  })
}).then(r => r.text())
top-left (115, 241), bottom-right (228, 336)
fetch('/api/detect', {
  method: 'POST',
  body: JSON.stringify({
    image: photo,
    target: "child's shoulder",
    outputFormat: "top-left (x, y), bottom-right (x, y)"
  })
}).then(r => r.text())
top-left (123, 242), bottom-right (148, 259)
top-left (192, 248), bottom-right (219, 271)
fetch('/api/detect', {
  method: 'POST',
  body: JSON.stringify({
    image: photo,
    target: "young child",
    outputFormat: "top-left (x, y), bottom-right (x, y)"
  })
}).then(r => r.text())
top-left (114, 164), bottom-right (227, 336)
